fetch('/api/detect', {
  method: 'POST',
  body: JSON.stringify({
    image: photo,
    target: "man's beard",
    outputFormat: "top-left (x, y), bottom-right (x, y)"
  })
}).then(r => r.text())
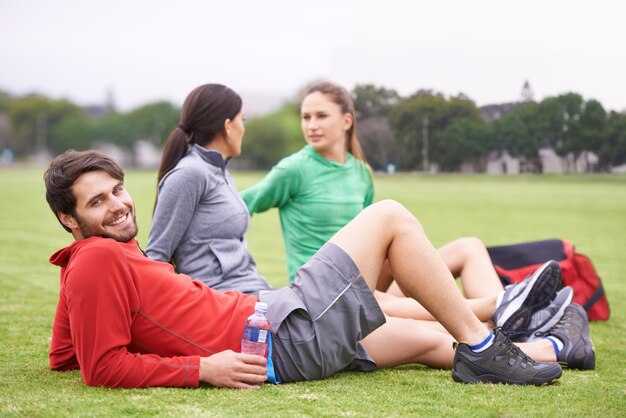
top-left (75, 211), bottom-right (139, 243)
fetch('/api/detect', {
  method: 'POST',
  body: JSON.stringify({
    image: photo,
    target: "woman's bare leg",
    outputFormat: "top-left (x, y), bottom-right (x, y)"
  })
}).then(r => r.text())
top-left (385, 280), bottom-right (405, 296)
top-left (437, 237), bottom-right (504, 298)
top-left (328, 200), bottom-right (487, 345)
top-left (375, 261), bottom-right (394, 292)
top-left (382, 237), bottom-right (504, 300)
top-left (517, 340), bottom-right (557, 363)
top-left (375, 290), bottom-right (497, 322)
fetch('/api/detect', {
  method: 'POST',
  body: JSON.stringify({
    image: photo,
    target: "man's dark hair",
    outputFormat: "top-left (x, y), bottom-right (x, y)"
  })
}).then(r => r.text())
top-left (44, 149), bottom-right (125, 233)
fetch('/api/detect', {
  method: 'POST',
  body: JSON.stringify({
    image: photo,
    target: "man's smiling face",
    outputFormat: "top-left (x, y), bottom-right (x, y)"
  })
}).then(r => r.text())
top-left (61, 170), bottom-right (138, 242)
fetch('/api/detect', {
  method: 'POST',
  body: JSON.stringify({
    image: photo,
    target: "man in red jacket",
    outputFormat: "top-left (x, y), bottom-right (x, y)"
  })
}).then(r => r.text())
top-left (45, 150), bottom-right (566, 389)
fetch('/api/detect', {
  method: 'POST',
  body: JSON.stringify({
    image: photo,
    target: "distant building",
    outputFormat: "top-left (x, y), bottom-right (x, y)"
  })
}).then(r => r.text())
top-left (485, 151), bottom-right (521, 174)
top-left (480, 102), bottom-right (523, 121)
top-left (134, 140), bottom-right (162, 168)
top-left (480, 81), bottom-right (535, 121)
top-left (521, 80), bottom-right (534, 102)
top-left (83, 105), bottom-right (110, 118)
top-left (94, 143), bottom-right (131, 168)
top-left (482, 148), bottom-right (600, 174)
top-left (83, 87), bottom-right (116, 118)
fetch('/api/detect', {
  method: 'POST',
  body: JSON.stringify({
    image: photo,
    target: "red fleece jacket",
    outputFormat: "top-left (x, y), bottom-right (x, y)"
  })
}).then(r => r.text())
top-left (49, 237), bottom-right (257, 388)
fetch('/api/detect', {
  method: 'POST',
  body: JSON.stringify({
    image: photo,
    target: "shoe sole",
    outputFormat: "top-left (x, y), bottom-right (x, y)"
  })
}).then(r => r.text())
top-left (451, 367), bottom-right (562, 386)
top-left (499, 261), bottom-right (561, 336)
top-left (527, 287), bottom-right (574, 342)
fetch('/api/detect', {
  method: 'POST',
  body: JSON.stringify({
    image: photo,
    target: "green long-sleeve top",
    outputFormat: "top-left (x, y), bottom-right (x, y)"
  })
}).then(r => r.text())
top-left (241, 146), bottom-right (374, 283)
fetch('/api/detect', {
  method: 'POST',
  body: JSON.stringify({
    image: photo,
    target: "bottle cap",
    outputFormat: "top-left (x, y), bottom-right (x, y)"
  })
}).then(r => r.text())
top-left (255, 302), bottom-right (268, 312)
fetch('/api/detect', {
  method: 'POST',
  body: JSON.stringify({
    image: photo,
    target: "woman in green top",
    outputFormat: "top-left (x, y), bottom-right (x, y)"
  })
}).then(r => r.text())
top-left (242, 141), bottom-right (373, 283)
top-left (242, 81), bottom-right (504, 322)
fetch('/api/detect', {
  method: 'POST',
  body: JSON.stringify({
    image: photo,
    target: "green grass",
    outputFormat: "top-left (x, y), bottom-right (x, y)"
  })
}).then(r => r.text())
top-left (0, 168), bottom-right (624, 417)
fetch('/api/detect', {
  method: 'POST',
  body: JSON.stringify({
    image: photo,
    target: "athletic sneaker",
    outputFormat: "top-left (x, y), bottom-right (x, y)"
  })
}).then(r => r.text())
top-left (492, 260), bottom-right (562, 341)
top-left (452, 329), bottom-right (562, 385)
top-left (525, 286), bottom-right (574, 342)
top-left (544, 304), bottom-right (596, 370)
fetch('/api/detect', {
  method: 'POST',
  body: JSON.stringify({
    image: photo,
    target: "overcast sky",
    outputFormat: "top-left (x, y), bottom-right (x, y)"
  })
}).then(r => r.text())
top-left (2, 0), bottom-right (625, 113)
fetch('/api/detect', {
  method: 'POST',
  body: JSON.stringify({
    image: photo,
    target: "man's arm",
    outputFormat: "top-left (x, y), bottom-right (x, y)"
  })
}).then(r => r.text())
top-left (65, 241), bottom-right (205, 388)
top-left (49, 288), bottom-right (79, 371)
top-left (64, 240), bottom-right (270, 389)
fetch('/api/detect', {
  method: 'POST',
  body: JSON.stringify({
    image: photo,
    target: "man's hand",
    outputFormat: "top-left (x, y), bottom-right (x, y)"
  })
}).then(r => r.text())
top-left (199, 350), bottom-right (267, 389)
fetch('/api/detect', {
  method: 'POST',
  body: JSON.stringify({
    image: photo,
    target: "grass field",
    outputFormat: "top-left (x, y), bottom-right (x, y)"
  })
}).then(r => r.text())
top-left (0, 167), bottom-right (624, 417)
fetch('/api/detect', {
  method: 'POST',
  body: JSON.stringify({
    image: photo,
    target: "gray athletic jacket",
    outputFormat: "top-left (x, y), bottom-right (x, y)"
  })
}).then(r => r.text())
top-left (146, 145), bottom-right (272, 294)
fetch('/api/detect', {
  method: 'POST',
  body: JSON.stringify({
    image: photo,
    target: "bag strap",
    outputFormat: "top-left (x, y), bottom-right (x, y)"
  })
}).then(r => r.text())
top-left (583, 283), bottom-right (606, 311)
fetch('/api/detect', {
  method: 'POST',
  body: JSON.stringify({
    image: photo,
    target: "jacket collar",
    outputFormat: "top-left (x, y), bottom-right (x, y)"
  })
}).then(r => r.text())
top-left (191, 144), bottom-right (229, 169)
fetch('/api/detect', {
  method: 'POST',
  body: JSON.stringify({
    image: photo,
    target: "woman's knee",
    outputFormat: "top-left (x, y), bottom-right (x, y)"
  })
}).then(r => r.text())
top-left (453, 237), bottom-right (487, 259)
top-left (368, 200), bottom-right (422, 231)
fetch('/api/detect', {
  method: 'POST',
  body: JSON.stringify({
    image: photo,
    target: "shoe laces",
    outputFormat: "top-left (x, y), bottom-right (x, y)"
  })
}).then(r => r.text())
top-left (504, 340), bottom-right (533, 365)
top-left (551, 309), bottom-right (574, 331)
top-left (494, 329), bottom-right (534, 365)
top-left (534, 308), bottom-right (574, 339)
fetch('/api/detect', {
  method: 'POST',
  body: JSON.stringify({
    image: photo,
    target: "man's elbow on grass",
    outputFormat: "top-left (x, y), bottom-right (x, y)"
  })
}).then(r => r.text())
top-left (49, 349), bottom-right (79, 371)
top-left (50, 363), bottom-right (80, 372)
top-left (80, 370), bottom-right (123, 388)
top-left (49, 350), bottom-right (134, 388)
top-left (78, 365), bottom-right (137, 388)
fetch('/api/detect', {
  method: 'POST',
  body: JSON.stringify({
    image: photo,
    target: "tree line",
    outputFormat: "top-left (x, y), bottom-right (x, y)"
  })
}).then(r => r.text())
top-left (1, 85), bottom-right (624, 172)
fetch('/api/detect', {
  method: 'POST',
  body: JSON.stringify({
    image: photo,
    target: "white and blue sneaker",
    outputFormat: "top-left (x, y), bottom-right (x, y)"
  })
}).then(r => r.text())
top-left (492, 260), bottom-right (562, 341)
top-left (525, 286), bottom-right (574, 342)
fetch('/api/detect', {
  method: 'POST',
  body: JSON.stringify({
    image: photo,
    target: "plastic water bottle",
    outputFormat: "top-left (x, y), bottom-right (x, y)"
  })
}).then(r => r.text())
top-left (241, 302), bottom-right (271, 357)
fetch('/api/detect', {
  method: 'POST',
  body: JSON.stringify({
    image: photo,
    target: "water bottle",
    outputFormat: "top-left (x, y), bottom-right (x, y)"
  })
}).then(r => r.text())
top-left (241, 302), bottom-right (271, 357)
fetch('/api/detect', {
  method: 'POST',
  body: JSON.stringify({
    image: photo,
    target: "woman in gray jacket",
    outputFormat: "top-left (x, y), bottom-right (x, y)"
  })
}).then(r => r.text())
top-left (146, 84), bottom-right (271, 295)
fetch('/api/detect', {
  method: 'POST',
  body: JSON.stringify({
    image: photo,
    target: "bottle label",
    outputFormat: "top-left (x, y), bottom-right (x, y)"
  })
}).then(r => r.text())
top-left (243, 326), bottom-right (268, 343)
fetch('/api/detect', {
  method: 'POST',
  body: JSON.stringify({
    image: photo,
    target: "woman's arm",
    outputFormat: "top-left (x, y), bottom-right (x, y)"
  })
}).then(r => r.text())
top-left (241, 163), bottom-right (301, 215)
top-left (363, 169), bottom-right (375, 207)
